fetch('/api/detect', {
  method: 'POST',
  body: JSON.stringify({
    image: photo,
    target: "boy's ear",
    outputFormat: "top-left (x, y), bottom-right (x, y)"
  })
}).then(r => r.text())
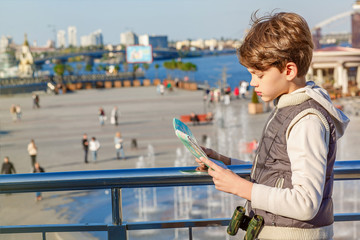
top-left (285, 62), bottom-right (298, 81)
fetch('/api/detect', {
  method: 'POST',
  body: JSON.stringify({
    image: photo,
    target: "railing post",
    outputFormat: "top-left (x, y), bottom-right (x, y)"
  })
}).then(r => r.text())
top-left (108, 187), bottom-right (127, 240)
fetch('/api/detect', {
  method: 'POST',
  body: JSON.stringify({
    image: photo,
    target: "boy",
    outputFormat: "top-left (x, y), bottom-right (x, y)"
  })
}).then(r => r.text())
top-left (196, 12), bottom-right (349, 239)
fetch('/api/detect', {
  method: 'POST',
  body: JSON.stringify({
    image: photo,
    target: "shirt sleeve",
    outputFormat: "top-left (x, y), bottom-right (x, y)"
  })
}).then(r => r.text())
top-left (251, 114), bottom-right (328, 221)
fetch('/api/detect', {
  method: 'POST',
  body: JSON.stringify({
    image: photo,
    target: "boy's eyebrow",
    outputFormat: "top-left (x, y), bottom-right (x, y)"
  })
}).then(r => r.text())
top-left (248, 69), bottom-right (261, 75)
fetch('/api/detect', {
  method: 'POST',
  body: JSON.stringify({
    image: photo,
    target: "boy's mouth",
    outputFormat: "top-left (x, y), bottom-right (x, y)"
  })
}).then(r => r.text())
top-left (255, 91), bottom-right (262, 96)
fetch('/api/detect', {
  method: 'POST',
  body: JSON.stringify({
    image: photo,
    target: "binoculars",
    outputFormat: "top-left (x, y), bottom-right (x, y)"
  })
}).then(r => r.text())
top-left (227, 206), bottom-right (263, 240)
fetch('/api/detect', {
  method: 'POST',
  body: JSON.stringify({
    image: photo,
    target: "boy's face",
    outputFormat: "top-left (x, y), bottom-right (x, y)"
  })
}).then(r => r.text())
top-left (248, 66), bottom-right (290, 102)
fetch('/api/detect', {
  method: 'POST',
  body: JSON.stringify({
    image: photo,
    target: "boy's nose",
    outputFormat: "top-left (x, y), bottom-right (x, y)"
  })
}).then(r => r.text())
top-left (250, 78), bottom-right (257, 87)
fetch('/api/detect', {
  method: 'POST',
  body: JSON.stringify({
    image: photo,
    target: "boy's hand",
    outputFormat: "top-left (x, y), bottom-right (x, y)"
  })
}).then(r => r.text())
top-left (200, 157), bottom-right (253, 200)
top-left (195, 157), bottom-right (208, 172)
top-left (201, 147), bottom-right (220, 161)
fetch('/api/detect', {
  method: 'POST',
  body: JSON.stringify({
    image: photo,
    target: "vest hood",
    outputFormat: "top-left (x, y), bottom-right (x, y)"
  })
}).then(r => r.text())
top-left (277, 81), bottom-right (349, 139)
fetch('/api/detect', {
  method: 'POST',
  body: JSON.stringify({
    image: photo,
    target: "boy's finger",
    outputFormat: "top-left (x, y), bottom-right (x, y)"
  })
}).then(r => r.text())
top-left (200, 157), bottom-right (221, 172)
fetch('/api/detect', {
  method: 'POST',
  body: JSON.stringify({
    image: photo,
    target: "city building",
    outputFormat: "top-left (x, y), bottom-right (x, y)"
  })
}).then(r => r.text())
top-left (80, 29), bottom-right (103, 47)
top-left (175, 40), bottom-right (191, 50)
top-left (188, 39), bottom-right (205, 49)
top-left (93, 29), bottom-right (103, 46)
top-left (139, 34), bottom-right (168, 49)
top-left (204, 39), bottom-right (218, 51)
top-left (120, 31), bottom-right (138, 45)
top-left (0, 52), bottom-right (17, 78)
top-left (0, 35), bottom-right (13, 52)
top-left (0, 36), bottom-right (17, 77)
top-left (57, 30), bottom-right (66, 48)
top-left (310, 46), bottom-right (360, 95)
top-left (68, 26), bottom-right (77, 47)
top-left (46, 39), bottom-right (55, 48)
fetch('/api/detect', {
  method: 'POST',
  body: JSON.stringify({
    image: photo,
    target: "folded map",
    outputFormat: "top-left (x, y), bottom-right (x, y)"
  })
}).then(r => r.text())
top-left (173, 118), bottom-right (228, 170)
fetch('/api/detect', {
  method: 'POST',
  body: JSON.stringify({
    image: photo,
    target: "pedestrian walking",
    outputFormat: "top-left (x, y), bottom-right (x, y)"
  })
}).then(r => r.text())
top-left (110, 106), bottom-right (119, 126)
top-left (89, 137), bottom-right (100, 162)
top-left (1, 156), bottom-right (16, 174)
top-left (82, 133), bottom-right (89, 163)
top-left (32, 94), bottom-right (40, 108)
top-left (234, 86), bottom-right (240, 99)
top-left (27, 139), bottom-right (38, 167)
top-left (239, 81), bottom-right (249, 99)
top-left (10, 104), bottom-right (17, 122)
top-left (33, 162), bottom-right (45, 201)
top-left (114, 132), bottom-right (125, 160)
top-left (98, 107), bottom-right (106, 126)
top-left (15, 105), bottom-right (22, 121)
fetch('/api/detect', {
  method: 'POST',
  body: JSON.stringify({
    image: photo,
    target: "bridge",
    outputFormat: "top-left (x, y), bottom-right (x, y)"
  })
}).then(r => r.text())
top-left (312, 1), bottom-right (360, 49)
top-left (33, 48), bottom-right (236, 66)
top-left (0, 161), bottom-right (359, 239)
top-left (33, 49), bottom-right (180, 65)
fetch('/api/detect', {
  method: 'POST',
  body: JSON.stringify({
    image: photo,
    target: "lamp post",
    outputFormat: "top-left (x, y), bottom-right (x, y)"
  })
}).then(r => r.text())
top-left (48, 24), bottom-right (57, 48)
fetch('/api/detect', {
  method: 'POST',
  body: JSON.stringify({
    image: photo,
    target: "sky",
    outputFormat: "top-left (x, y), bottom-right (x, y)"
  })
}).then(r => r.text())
top-left (0, 0), bottom-right (357, 46)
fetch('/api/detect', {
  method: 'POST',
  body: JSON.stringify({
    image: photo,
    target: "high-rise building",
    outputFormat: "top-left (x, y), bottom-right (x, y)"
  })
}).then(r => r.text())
top-left (68, 26), bottom-right (77, 47)
top-left (57, 30), bottom-right (66, 48)
top-left (0, 35), bottom-right (13, 53)
top-left (92, 29), bottom-right (103, 46)
top-left (139, 34), bottom-right (168, 49)
top-left (80, 29), bottom-right (103, 47)
top-left (120, 31), bottom-right (138, 45)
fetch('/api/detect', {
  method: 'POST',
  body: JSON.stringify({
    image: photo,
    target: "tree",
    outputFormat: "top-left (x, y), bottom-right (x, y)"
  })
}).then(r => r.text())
top-left (76, 63), bottom-right (83, 75)
top-left (142, 63), bottom-right (149, 72)
top-left (54, 63), bottom-right (65, 84)
top-left (114, 64), bottom-right (120, 73)
top-left (132, 64), bottom-right (139, 79)
top-left (65, 64), bottom-right (74, 75)
top-left (163, 59), bottom-right (177, 79)
top-left (123, 62), bottom-right (129, 72)
top-left (251, 88), bottom-right (259, 103)
top-left (85, 64), bottom-right (93, 73)
top-left (54, 64), bottom-right (65, 76)
top-left (96, 65), bottom-right (103, 72)
top-left (154, 63), bottom-right (160, 79)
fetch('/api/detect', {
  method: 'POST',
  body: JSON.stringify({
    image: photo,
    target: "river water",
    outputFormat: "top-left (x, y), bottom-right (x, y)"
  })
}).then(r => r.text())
top-left (41, 54), bottom-right (251, 90)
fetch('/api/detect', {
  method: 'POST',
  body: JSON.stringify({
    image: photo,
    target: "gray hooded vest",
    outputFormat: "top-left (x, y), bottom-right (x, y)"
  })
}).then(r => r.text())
top-left (249, 97), bottom-right (337, 228)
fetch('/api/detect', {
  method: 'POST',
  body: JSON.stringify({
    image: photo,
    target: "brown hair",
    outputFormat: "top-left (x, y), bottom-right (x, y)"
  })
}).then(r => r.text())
top-left (238, 11), bottom-right (313, 77)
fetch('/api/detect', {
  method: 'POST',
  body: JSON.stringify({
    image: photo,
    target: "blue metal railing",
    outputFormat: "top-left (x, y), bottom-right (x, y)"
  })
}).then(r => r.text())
top-left (1, 161), bottom-right (360, 239)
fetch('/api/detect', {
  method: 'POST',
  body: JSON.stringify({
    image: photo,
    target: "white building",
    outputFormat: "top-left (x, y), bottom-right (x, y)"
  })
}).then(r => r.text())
top-left (190, 39), bottom-right (205, 49)
top-left (204, 39), bottom-right (218, 51)
top-left (139, 35), bottom-right (149, 46)
top-left (80, 29), bottom-right (103, 47)
top-left (57, 30), bottom-right (66, 48)
top-left (139, 34), bottom-right (168, 49)
top-left (120, 31), bottom-right (138, 45)
top-left (0, 35), bottom-right (13, 52)
top-left (176, 40), bottom-right (191, 50)
top-left (68, 26), bottom-right (77, 47)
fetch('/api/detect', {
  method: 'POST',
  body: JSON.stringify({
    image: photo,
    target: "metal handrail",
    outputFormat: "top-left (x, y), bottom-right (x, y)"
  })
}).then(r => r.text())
top-left (1, 160), bottom-right (360, 239)
top-left (1, 160), bottom-right (360, 193)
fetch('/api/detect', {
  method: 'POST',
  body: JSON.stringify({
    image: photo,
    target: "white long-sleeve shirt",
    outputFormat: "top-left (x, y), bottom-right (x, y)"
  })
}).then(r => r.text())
top-left (250, 114), bottom-right (328, 220)
top-left (89, 140), bottom-right (100, 151)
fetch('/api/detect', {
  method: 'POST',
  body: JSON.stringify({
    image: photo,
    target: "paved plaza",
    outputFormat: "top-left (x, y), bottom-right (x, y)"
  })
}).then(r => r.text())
top-left (0, 86), bottom-right (359, 239)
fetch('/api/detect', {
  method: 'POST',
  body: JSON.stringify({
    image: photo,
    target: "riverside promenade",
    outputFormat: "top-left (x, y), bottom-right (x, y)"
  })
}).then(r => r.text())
top-left (0, 86), bottom-right (359, 240)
